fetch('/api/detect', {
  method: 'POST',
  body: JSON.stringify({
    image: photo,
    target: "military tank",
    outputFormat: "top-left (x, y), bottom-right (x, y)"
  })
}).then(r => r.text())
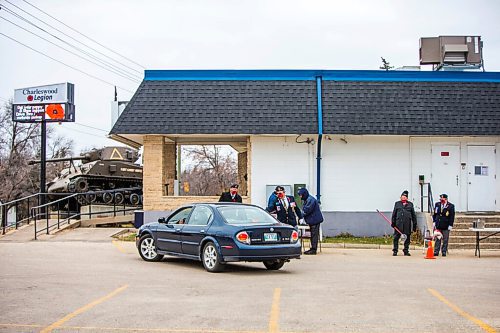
top-left (39, 147), bottom-right (143, 206)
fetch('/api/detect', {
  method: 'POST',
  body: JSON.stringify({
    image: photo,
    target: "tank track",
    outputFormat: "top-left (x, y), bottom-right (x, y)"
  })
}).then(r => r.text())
top-left (69, 175), bottom-right (142, 206)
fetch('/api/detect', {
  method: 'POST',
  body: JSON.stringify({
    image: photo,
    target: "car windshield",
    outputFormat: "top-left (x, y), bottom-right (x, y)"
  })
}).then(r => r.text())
top-left (217, 205), bottom-right (277, 225)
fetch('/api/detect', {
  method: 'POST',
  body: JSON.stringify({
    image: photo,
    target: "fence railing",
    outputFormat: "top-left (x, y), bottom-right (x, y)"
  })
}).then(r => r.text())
top-left (1, 188), bottom-right (141, 239)
top-left (419, 182), bottom-right (434, 213)
top-left (31, 187), bottom-right (142, 240)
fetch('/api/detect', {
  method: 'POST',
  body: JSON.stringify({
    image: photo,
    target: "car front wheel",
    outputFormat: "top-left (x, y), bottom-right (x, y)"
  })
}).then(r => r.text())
top-left (138, 234), bottom-right (163, 262)
top-left (263, 259), bottom-right (285, 270)
top-left (201, 242), bottom-right (225, 273)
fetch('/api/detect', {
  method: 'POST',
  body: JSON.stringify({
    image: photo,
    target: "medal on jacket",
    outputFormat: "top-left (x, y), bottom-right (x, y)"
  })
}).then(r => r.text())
top-left (446, 211), bottom-right (449, 216)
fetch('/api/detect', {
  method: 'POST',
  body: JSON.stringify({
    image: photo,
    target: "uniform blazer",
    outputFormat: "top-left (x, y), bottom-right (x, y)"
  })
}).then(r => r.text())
top-left (391, 200), bottom-right (417, 235)
top-left (269, 195), bottom-right (303, 227)
top-left (218, 192), bottom-right (242, 203)
top-left (433, 202), bottom-right (455, 230)
top-left (301, 195), bottom-right (324, 226)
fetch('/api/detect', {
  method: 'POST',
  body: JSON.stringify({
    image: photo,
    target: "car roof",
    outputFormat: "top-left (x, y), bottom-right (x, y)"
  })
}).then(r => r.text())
top-left (182, 202), bottom-right (262, 208)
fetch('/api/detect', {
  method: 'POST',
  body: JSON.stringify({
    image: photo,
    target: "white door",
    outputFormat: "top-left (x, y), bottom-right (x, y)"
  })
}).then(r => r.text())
top-left (467, 146), bottom-right (496, 211)
top-left (431, 145), bottom-right (460, 209)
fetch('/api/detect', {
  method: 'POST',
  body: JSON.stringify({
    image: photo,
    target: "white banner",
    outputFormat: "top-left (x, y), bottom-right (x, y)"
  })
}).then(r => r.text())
top-left (13, 82), bottom-right (74, 105)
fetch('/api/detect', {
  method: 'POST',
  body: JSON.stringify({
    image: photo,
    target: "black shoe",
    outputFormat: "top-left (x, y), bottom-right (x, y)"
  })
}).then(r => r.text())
top-left (393, 252), bottom-right (397, 256)
top-left (404, 252), bottom-right (411, 256)
top-left (442, 253), bottom-right (447, 257)
top-left (304, 249), bottom-right (317, 255)
top-left (434, 253), bottom-right (439, 256)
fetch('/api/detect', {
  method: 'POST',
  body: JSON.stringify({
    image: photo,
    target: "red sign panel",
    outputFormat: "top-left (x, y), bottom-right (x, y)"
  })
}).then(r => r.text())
top-left (441, 151), bottom-right (450, 157)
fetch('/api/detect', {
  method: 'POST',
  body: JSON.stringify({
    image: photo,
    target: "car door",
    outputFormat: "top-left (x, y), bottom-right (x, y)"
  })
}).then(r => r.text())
top-left (181, 205), bottom-right (213, 257)
top-left (156, 206), bottom-right (193, 253)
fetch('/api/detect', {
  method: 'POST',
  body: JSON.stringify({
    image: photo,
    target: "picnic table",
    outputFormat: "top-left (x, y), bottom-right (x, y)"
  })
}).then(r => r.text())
top-left (469, 228), bottom-right (500, 258)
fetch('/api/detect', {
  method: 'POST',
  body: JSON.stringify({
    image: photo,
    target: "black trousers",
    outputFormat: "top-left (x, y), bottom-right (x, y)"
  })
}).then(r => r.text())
top-left (309, 224), bottom-right (320, 251)
top-left (393, 232), bottom-right (411, 253)
top-left (434, 229), bottom-right (450, 255)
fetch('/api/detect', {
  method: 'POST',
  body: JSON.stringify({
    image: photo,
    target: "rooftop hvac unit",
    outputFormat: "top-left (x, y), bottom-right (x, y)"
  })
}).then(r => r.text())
top-left (419, 36), bottom-right (483, 70)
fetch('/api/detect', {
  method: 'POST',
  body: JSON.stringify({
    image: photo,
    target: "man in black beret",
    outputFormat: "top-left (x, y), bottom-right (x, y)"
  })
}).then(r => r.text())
top-left (219, 184), bottom-right (242, 203)
top-left (432, 193), bottom-right (455, 257)
top-left (391, 190), bottom-right (417, 256)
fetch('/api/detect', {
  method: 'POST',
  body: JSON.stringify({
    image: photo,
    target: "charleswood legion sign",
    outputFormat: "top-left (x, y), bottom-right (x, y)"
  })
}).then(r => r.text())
top-left (12, 82), bottom-right (75, 122)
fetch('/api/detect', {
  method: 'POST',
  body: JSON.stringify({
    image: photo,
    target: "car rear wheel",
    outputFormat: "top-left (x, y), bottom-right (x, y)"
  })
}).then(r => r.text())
top-left (202, 242), bottom-right (225, 273)
top-left (263, 259), bottom-right (285, 270)
top-left (138, 234), bottom-right (163, 262)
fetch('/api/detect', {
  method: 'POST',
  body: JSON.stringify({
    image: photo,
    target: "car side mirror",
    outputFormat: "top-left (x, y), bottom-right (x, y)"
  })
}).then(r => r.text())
top-left (158, 217), bottom-right (166, 223)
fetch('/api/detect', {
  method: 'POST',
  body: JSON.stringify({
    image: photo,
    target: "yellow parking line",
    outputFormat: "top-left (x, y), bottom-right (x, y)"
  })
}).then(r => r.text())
top-left (0, 323), bottom-right (43, 328)
top-left (62, 326), bottom-right (265, 332)
top-left (112, 240), bottom-right (127, 253)
top-left (428, 288), bottom-right (497, 333)
top-left (268, 288), bottom-right (281, 333)
top-left (40, 284), bottom-right (129, 333)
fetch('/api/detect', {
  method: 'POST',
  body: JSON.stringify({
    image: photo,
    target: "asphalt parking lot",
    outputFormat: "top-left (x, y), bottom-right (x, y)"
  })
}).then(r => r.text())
top-left (0, 229), bottom-right (499, 333)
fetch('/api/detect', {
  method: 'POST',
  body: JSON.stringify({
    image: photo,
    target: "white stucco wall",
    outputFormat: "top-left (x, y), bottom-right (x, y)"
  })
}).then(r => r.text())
top-left (250, 136), bottom-right (315, 208)
top-left (321, 135), bottom-right (411, 212)
top-left (250, 135), bottom-right (500, 213)
top-left (410, 137), bottom-right (500, 212)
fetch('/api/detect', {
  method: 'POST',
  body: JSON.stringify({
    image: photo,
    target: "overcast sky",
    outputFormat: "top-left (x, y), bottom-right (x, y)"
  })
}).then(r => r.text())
top-left (1, 0), bottom-right (500, 153)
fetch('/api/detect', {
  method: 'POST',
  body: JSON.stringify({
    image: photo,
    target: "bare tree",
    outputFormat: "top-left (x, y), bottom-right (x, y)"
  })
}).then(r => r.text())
top-left (181, 145), bottom-right (237, 196)
top-left (0, 100), bottom-right (74, 202)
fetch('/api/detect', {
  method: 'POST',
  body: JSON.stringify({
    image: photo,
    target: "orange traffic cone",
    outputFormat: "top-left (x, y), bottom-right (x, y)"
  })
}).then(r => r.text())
top-left (425, 240), bottom-right (436, 259)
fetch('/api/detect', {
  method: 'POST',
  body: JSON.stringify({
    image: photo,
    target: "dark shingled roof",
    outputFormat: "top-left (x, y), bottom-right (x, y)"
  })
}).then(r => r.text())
top-left (110, 79), bottom-right (500, 136)
top-left (111, 80), bottom-right (318, 135)
top-left (323, 81), bottom-right (500, 135)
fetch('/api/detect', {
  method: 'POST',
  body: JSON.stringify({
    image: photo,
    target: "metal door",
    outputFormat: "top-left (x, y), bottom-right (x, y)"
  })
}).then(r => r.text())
top-left (467, 146), bottom-right (496, 211)
top-left (431, 145), bottom-right (460, 208)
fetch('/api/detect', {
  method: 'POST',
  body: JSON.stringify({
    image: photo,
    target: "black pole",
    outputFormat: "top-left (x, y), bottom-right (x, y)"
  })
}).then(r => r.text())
top-left (40, 120), bottom-right (47, 218)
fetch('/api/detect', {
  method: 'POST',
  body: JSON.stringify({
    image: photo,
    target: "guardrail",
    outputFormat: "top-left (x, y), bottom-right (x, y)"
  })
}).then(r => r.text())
top-left (1, 187), bottom-right (142, 239)
top-left (31, 187), bottom-right (142, 240)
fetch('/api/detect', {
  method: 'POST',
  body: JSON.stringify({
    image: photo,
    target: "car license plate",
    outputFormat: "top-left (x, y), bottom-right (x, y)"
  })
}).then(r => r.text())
top-left (264, 233), bottom-right (278, 242)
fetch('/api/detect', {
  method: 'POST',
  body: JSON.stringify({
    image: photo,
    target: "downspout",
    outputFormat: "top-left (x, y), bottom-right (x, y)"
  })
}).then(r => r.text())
top-left (316, 76), bottom-right (323, 204)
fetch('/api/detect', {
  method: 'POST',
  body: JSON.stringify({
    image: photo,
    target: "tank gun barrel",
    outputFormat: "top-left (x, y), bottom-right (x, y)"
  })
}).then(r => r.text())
top-left (28, 156), bottom-right (89, 165)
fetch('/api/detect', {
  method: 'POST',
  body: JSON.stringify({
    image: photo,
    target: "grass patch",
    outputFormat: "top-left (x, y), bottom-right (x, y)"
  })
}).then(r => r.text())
top-left (323, 231), bottom-right (423, 245)
top-left (113, 231), bottom-right (137, 242)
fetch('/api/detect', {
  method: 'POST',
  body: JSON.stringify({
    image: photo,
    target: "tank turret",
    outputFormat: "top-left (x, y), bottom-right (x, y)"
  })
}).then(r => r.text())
top-left (38, 147), bottom-right (143, 205)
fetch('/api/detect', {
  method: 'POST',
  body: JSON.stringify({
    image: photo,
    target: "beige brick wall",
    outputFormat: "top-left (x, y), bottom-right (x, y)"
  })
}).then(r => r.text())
top-left (143, 136), bottom-right (164, 207)
top-left (143, 136), bottom-right (252, 211)
top-left (237, 151), bottom-right (248, 196)
top-left (163, 143), bottom-right (176, 196)
top-left (145, 196), bottom-right (250, 211)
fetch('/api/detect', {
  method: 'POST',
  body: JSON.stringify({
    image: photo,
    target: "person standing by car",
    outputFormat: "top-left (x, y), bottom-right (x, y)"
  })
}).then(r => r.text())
top-left (267, 186), bottom-right (303, 227)
top-left (219, 184), bottom-right (242, 203)
top-left (298, 187), bottom-right (324, 255)
top-left (391, 190), bottom-right (417, 256)
top-left (433, 193), bottom-right (455, 257)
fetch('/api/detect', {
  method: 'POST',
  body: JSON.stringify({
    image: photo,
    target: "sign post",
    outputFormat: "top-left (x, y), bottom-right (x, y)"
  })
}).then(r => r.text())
top-left (12, 83), bottom-right (76, 216)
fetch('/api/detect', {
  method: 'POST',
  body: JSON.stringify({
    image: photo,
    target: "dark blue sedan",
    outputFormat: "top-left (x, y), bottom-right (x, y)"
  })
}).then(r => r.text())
top-left (136, 203), bottom-right (301, 272)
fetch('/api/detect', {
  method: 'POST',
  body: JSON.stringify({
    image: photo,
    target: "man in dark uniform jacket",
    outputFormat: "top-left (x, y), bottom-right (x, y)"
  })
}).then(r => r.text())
top-left (267, 186), bottom-right (303, 227)
top-left (433, 193), bottom-right (455, 257)
top-left (218, 184), bottom-right (242, 203)
top-left (391, 190), bottom-right (417, 256)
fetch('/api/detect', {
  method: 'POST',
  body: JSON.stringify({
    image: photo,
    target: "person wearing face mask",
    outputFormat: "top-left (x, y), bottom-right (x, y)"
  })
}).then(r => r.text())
top-left (391, 190), bottom-right (417, 256)
top-left (218, 184), bottom-right (242, 203)
top-left (433, 193), bottom-right (455, 257)
top-left (267, 186), bottom-right (303, 227)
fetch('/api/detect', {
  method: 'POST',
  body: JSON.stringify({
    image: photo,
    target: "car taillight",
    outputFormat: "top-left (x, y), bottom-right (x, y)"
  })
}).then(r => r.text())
top-left (236, 231), bottom-right (250, 245)
top-left (291, 230), bottom-right (299, 243)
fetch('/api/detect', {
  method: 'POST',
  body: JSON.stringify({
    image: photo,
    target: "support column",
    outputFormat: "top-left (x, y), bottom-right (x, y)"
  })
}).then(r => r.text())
top-left (143, 136), bottom-right (165, 209)
top-left (237, 151), bottom-right (248, 196)
top-left (163, 142), bottom-right (176, 196)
